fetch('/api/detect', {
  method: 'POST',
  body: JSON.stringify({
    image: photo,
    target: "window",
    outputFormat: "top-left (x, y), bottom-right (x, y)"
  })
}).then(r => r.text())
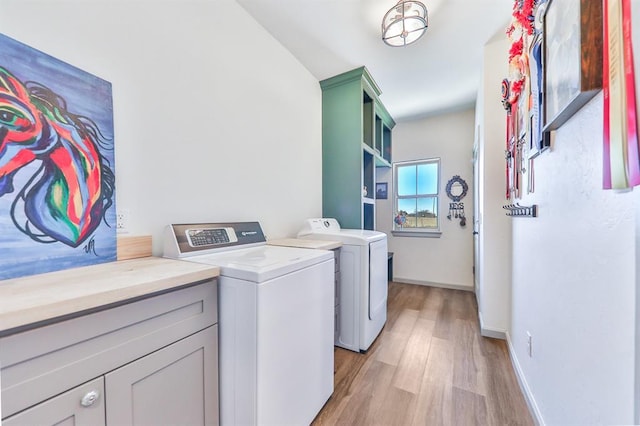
top-left (393, 158), bottom-right (441, 236)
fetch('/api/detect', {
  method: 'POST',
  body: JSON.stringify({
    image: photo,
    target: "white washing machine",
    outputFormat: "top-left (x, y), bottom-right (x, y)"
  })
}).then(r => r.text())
top-left (164, 222), bottom-right (334, 426)
top-left (298, 218), bottom-right (387, 353)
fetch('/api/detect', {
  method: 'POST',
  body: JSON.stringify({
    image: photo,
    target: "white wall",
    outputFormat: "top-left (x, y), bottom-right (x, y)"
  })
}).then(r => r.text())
top-left (510, 93), bottom-right (636, 424)
top-left (0, 0), bottom-right (323, 255)
top-left (376, 108), bottom-right (475, 290)
top-left (506, 8), bottom-right (640, 425)
top-left (474, 34), bottom-right (512, 337)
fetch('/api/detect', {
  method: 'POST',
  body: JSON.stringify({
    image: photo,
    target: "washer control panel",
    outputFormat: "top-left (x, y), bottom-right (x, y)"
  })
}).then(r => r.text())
top-left (186, 227), bottom-right (238, 248)
top-left (164, 222), bottom-right (267, 258)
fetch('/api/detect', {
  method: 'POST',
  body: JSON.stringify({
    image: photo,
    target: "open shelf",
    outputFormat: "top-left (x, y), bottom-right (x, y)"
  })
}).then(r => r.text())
top-left (363, 149), bottom-right (374, 200)
top-left (363, 203), bottom-right (374, 231)
top-left (363, 92), bottom-right (374, 149)
top-left (383, 124), bottom-right (392, 163)
top-left (375, 114), bottom-right (383, 155)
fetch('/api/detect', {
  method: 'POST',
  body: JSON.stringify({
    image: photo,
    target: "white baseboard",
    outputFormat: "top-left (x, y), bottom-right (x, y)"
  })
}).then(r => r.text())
top-left (477, 311), bottom-right (507, 339)
top-left (506, 332), bottom-right (545, 426)
top-left (393, 277), bottom-right (473, 292)
top-left (479, 326), bottom-right (506, 339)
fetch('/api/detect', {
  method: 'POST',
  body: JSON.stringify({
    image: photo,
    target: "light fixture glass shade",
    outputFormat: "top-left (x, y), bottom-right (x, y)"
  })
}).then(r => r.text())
top-left (382, 0), bottom-right (428, 47)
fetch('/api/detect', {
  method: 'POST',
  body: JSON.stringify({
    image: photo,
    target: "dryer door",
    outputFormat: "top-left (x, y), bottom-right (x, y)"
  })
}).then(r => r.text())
top-left (368, 239), bottom-right (388, 320)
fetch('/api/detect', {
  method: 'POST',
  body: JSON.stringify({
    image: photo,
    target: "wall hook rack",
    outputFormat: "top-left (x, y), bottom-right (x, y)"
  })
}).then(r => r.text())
top-left (502, 203), bottom-right (538, 217)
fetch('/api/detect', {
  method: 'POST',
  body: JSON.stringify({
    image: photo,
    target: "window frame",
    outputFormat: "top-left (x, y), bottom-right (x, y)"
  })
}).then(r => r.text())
top-left (392, 158), bottom-right (442, 238)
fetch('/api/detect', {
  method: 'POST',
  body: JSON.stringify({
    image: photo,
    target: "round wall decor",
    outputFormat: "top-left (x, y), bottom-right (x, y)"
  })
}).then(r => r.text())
top-left (445, 175), bottom-right (468, 202)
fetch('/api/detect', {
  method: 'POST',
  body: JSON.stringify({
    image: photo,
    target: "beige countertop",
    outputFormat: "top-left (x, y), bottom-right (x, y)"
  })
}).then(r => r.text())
top-left (267, 238), bottom-right (342, 250)
top-left (0, 257), bottom-right (219, 334)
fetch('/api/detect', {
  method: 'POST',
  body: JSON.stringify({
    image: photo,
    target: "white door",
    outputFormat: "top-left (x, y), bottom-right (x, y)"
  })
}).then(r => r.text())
top-left (473, 127), bottom-right (481, 303)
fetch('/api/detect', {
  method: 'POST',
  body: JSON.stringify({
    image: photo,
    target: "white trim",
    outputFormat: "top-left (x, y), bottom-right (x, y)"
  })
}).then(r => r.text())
top-left (391, 230), bottom-right (442, 238)
top-left (392, 157), bottom-right (441, 233)
top-left (479, 327), bottom-right (506, 340)
top-left (506, 332), bottom-right (545, 426)
top-left (477, 311), bottom-right (506, 339)
top-left (393, 277), bottom-right (473, 292)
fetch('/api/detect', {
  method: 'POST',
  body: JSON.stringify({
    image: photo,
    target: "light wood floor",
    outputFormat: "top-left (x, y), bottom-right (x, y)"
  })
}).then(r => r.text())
top-left (312, 282), bottom-right (534, 426)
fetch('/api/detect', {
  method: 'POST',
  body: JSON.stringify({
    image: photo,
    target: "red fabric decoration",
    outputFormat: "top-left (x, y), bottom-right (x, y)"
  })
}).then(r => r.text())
top-left (503, 1), bottom-right (538, 111)
top-left (511, 0), bottom-right (536, 35)
top-left (508, 38), bottom-right (524, 62)
top-left (509, 78), bottom-right (526, 105)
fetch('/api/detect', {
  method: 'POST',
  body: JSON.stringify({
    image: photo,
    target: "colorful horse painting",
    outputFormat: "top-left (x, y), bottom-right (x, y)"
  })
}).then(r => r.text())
top-left (0, 67), bottom-right (115, 247)
top-left (0, 33), bottom-right (116, 280)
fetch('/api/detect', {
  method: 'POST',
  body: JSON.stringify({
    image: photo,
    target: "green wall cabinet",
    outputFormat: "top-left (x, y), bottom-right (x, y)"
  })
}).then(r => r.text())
top-left (320, 67), bottom-right (395, 230)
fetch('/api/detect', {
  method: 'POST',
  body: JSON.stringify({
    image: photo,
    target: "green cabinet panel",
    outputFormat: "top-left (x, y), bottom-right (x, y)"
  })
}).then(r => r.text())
top-left (320, 67), bottom-right (395, 230)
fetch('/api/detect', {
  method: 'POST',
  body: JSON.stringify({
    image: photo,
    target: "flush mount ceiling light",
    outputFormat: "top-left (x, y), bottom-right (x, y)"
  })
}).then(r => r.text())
top-left (382, 0), bottom-right (428, 47)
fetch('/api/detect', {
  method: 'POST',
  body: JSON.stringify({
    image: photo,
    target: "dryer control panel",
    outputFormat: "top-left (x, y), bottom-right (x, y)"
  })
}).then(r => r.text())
top-left (298, 218), bottom-right (342, 235)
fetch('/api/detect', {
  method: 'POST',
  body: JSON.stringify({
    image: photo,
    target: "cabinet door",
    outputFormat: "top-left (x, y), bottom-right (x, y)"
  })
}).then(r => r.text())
top-left (3, 377), bottom-right (105, 426)
top-left (105, 325), bottom-right (218, 426)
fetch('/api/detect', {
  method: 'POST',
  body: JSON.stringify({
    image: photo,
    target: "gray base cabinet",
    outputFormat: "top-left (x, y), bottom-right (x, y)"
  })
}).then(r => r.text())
top-left (1, 281), bottom-right (219, 426)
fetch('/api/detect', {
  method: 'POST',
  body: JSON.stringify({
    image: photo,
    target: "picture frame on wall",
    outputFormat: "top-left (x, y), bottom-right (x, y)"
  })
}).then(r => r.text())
top-left (376, 182), bottom-right (388, 200)
top-left (528, 0), bottom-right (552, 158)
top-left (0, 33), bottom-right (117, 280)
top-left (542, 0), bottom-right (603, 131)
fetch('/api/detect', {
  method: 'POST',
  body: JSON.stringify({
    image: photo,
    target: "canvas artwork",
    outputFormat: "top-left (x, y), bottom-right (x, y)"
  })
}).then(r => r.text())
top-left (0, 33), bottom-right (116, 280)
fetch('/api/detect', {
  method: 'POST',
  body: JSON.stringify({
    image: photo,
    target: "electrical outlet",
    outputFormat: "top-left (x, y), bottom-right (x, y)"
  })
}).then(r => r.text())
top-left (526, 331), bottom-right (532, 357)
top-left (116, 209), bottom-right (130, 234)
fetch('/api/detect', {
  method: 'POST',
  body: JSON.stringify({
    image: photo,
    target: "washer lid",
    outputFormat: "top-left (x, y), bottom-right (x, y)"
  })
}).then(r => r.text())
top-left (178, 245), bottom-right (333, 282)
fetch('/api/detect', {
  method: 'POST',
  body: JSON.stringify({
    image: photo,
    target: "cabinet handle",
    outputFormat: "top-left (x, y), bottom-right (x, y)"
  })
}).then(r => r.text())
top-left (80, 390), bottom-right (100, 407)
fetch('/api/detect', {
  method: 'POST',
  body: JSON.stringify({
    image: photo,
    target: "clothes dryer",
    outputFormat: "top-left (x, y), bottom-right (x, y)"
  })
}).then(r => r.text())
top-left (298, 218), bottom-right (387, 352)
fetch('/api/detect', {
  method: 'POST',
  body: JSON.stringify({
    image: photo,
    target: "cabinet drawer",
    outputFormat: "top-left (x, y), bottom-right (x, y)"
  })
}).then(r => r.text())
top-left (1, 280), bottom-right (217, 419)
top-left (3, 377), bottom-right (105, 426)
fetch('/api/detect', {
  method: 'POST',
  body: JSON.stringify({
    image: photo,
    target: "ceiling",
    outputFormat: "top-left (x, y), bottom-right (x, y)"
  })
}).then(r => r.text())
top-left (236, 0), bottom-right (512, 122)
